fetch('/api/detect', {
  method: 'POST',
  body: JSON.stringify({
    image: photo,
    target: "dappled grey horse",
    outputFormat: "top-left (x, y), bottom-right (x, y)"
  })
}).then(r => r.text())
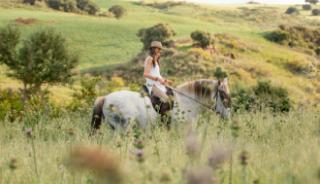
top-left (91, 78), bottom-right (231, 131)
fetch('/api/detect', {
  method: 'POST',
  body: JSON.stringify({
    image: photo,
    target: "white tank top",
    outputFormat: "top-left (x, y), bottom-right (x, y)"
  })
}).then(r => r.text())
top-left (144, 56), bottom-right (167, 94)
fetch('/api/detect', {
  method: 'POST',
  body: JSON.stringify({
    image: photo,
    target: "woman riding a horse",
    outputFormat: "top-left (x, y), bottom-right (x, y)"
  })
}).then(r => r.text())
top-left (143, 41), bottom-right (174, 122)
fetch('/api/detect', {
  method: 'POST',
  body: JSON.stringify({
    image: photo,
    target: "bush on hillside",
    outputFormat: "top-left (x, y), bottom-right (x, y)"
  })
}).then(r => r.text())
top-left (265, 25), bottom-right (320, 55)
top-left (76, 0), bottom-right (99, 15)
top-left (0, 89), bottom-right (24, 121)
top-left (108, 5), bottom-right (126, 19)
top-left (140, 1), bottom-right (185, 10)
top-left (285, 7), bottom-right (299, 14)
top-left (232, 81), bottom-right (291, 112)
top-left (191, 30), bottom-right (212, 49)
top-left (312, 9), bottom-right (320, 16)
top-left (47, 0), bottom-right (78, 12)
top-left (23, 0), bottom-right (37, 5)
top-left (302, 4), bottom-right (312, 10)
top-left (137, 23), bottom-right (176, 50)
top-left (46, 0), bottom-right (99, 15)
top-left (213, 67), bottom-right (228, 80)
top-left (306, 0), bottom-right (319, 5)
top-left (264, 30), bottom-right (289, 44)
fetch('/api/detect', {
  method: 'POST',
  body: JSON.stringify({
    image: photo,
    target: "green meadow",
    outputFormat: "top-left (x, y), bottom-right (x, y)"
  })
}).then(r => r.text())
top-left (0, 1), bottom-right (320, 183)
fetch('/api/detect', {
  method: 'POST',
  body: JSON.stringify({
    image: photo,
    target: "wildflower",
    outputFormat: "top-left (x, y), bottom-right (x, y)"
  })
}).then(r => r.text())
top-left (67, 145), bottom-right (122, 182)
top-left (185, 166), bottom-right (215, 184)
top-left (208, 146), bottom-right (231, 170)
top-left (135, 149), bottom-right (144, 163)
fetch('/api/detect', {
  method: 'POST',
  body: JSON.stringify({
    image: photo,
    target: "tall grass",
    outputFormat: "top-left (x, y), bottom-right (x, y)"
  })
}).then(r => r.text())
top-left (0, 108), bottom-right (319, 183)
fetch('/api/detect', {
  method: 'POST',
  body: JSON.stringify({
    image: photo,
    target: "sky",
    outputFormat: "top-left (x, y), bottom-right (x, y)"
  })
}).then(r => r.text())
top-left (184, 0), bottom-right (305, 4)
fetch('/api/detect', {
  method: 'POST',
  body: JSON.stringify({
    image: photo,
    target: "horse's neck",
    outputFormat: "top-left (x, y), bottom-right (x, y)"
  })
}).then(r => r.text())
top-left (173, 87), bottom-right (202, 110)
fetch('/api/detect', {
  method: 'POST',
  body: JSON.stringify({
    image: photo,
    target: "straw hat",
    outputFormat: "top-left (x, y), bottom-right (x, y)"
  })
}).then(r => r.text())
top-left (150, 41), bottom-right (163, 49)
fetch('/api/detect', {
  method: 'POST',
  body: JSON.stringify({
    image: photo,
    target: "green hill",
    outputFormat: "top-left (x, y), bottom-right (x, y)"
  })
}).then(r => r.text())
top-left (0, 0), bottom-right (319, 104)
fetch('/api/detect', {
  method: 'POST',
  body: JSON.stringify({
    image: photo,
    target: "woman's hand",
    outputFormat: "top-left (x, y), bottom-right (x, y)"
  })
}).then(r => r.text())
top-left (157, 77), bottom-right (166, 85)
top-left (164, 79), bottom-right (173, 85)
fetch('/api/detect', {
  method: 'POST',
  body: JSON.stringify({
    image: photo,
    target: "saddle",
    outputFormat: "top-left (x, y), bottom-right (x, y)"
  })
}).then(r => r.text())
top-left (141, 85), bottom-right (174, 116)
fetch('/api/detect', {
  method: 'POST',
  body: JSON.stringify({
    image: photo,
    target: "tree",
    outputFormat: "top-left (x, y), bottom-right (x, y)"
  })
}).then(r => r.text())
top-left (0, 26), bottom-right (78, 96)
top-left (306, 0), bottom-right (319, 5)
top-left (137, 23), bottom-right (176, 50)
top-left (190, 30), bottom-right (212, 49)
top-left (108, 5), bottom-right (126, 19)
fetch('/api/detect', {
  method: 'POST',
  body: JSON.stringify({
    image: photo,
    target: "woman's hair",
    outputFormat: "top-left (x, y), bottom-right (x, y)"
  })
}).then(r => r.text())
top-left (149, 47), bottom-right (160, 67)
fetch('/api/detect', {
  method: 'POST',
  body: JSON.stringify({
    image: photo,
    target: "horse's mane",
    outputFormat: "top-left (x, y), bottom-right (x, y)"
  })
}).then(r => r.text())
top-left (177, 79), bottom-right (218, 99)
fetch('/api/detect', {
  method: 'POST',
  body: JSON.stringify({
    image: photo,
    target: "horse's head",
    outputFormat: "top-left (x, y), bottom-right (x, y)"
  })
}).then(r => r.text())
top-left (177, 79), bottom-right (231, 119)
top-left (214, 78), bottom-right (231, 119)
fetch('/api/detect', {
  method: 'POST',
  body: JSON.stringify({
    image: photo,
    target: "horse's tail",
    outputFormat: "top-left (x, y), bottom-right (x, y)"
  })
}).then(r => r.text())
top-left (90, 96), bottom-right (105, 134)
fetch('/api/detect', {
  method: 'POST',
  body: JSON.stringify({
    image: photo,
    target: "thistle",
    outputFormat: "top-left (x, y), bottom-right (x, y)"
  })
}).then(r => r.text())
top-left (67, 145), bottom-right (123, 183)
top-left (135, 149), bottom-right (144, 163)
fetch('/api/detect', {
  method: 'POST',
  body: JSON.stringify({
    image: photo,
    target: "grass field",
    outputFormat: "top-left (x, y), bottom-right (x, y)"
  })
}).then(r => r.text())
top-left (1, 1), bottom-right (320, 184)
top-left (0, 109), bottom-right (319, 184)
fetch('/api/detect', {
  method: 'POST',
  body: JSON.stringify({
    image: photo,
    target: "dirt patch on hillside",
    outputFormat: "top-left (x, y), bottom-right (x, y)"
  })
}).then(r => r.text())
top-left (14, 17), bottom-right (38, 25)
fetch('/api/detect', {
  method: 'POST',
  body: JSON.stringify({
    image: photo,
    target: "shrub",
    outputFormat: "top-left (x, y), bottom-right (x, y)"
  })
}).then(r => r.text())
top-left (213, 67), bottom-right (228, 80)
top-left (306, 0), bottom-right (319, 5)
top-left (231, 85), bottom-right (256, 112)
top-left (23, 0), bottom-right (37, 5)
top-left (285, 60), bottom-right (309, 74)
top-left (302, 4), bottom-right (312, 10)
top-left (191, 30), bottom-right (211, 49)
top-left (188, 48), bottom-right (211, 61)
top-left (265, 25), bottom-right (320, 55)
top-left (68, 76), bottom-right (100, 111)
top-left (0, 89), bottom-right (24, 121)
top-left (62, 0), bottom-right (78, 12)
top-left (0, 26), bottom-right (78, 97)
top-left (142, 1), bottom-right (184, 10)
top-left (285, 7), bottom-right (299, 14)
top-left (137, 23), bottom-right (176, 50)
top-left (76, 0), bottom-right (99, 15)
top-left (264, 30), bottom-right (289, 44)
top-left (108, 5), bottom-right (126, 19)
top-left (253, 81), bottom-right (291, 112)
top-left (46, 0), bottom-right (99, 15)
top-left (312, 9), bottom-right (320, 16)
top-left (46, 0), bottom-right (61, 10)
top-left (232, 81), bottom-right (291, 112)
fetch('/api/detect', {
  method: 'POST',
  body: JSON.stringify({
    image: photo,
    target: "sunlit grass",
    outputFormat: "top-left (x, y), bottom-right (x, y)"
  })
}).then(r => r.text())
top-left (0, 108), bottom-right (319, 183)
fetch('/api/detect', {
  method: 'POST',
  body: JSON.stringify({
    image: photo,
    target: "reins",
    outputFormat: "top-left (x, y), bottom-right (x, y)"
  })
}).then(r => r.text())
top-left (165, 85), bottom-right (218, 111)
